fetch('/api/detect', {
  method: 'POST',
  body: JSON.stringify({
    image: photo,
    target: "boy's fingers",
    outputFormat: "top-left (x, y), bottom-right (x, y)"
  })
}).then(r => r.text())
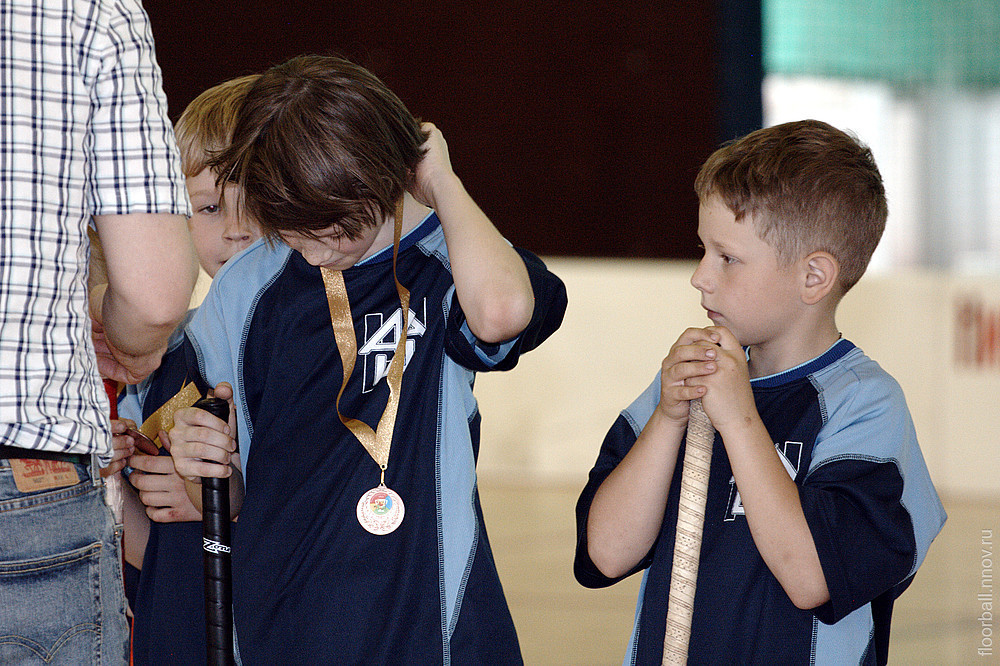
top-left (102, 459), bottom-right (127, 477)
top-left (681, 384), bottom-right (708, 400)
top-left (664, 342), bottom-right (719, 371)
top-left (179, 439), bottom-right (232, 464)
top-left (128, 472), bottom-right (153, 492)
top-left (110, 418), bottom-right (134, 434)
top-left (142, 473), bottom-right (183, 492)
top-left (663, 383), bottom-right (708, 405)
top-left (125, 428), bottom-right (159, 455)
top-left (666, 359), bottom-right (716, 385)
top-left (671, 327), bottom-right (724, 354)
top-left (147, 506), bottom-right (195, 524)
top-left (210, 383), bottom-right (239, 432)
top-left (210, 381), bottom-right (234, 402)
top-left (133, 472), bottom-right (182, 494)
top-left (674, 327), bottom-right (709, 344)
top-left (175, 407), bottom-right (230, 435)
top-left (187, 426), bottom-right (236, 452)
top-left (111, 439), bottom-right (135, 459)
top-left (678, 341), bottom-right (719, 361)
top-left (705, 325), bottom-right (740, 349)
top-left (176, 459), bottom-right (232, 481)
top-left (128, 452), bottom-right (175, 475)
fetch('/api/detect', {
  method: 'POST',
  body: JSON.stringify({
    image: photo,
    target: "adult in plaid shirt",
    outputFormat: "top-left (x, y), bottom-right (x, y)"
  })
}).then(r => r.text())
top-left (0, 1), bottom-right (197, 663)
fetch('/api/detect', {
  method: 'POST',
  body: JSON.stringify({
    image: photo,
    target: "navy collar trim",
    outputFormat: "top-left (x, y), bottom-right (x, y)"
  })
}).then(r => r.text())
top-left (356, 210), bottom-right (439, 267)
top-left (750, 338), bottom-right (856, 388)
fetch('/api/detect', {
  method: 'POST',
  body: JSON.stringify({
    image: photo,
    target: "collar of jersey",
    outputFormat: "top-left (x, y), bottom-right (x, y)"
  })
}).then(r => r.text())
top-left (354, 210), bottom-right (439, 267)
top-left (749, 338), bottom-right (856, 388)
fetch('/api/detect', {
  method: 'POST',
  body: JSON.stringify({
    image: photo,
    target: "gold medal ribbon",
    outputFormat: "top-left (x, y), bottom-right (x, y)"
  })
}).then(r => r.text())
top-left (321, 199), bottom-right (409, 484)
top-left (138, 381), bottom-right (201, 446)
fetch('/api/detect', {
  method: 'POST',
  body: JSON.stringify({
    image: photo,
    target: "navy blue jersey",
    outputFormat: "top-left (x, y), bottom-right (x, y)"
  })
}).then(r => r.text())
top-left (575, 340), bottom-right (946, 665)
top-left (119, 318), bottom-right (217, 665)
top-left (185, 212), bottom-right (566, 665)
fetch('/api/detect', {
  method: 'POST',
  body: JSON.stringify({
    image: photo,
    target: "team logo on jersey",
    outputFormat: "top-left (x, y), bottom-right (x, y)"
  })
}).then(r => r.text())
top-left (358, 298), bottom-right (427, 393)
top-left (725, 441), bottom-right (804, 521)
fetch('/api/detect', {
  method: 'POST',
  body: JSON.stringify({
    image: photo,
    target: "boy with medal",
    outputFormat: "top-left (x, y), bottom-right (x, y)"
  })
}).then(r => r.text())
top-left (168, 55), bottom-right (567, 664)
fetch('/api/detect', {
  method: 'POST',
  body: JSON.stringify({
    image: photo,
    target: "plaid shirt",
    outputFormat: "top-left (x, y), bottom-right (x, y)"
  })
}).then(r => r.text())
top-left (0, 0), bottom-right (188, 460)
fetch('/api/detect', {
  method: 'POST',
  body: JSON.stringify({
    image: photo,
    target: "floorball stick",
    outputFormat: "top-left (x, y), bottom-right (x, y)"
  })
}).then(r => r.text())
top-left (662, 398), bottom-right (715, 664)
top-left (193, 396), bottom-right (235, 666)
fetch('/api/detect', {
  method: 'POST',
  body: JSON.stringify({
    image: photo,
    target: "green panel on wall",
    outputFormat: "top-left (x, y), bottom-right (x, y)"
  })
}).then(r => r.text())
top-left (765, 0), bottom-right (1000, 86)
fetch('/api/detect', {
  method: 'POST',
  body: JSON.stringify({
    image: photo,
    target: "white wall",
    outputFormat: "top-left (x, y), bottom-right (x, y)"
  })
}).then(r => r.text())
top-left (192, 257), bottom-right (999, 498)
top-left (475, 258), bottom-right (1000, 500)
top-left (765, 75), bottom-right (1000, 273)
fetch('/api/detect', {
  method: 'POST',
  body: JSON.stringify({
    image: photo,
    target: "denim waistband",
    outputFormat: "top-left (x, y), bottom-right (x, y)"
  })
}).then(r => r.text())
top-left (0, 443), bottom-right (91, 466)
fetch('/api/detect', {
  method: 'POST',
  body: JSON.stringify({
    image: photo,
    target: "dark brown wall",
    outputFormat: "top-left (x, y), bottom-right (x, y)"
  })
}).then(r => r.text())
top-left (145, 2), bottom-right (731, 259)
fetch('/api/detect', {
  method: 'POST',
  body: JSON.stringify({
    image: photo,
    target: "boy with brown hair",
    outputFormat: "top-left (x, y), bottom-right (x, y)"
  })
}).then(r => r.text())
top-left (116, 74), bottom-right (262, 664)
top-left (168, 55), bottom-right (567, 664)
top-left (575, 120), bottom-right (946, 665)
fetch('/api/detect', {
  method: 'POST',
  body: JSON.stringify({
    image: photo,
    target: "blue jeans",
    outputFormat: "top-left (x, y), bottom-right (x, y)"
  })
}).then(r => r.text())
top-left (0, 457), bottom-right (129, 665)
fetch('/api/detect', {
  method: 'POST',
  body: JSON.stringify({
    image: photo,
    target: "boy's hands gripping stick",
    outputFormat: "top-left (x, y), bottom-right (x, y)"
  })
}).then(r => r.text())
top-left (192, 396), bottom-right (235, 666)
top-left (662, 398), bottom-right (715, 664)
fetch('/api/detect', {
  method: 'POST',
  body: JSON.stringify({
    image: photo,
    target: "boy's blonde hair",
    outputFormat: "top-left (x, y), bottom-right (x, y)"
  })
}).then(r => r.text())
top-left (174, 74), bottom-right (261, 177)
top-left (694, 120), bottom-right (887, 293)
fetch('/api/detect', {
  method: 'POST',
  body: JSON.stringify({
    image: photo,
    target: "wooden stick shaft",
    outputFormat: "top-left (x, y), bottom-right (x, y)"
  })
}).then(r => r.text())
top-left (662, 398), bottom-right (715, 665)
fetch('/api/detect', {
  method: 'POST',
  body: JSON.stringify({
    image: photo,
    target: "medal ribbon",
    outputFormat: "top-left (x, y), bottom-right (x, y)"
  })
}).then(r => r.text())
top-left (139, 381), bottom-right (201, 446)
top-left (321, 200), bottom-right (409, 485)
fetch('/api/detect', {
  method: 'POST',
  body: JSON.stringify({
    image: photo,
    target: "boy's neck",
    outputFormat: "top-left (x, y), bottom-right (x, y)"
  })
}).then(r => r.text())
top-left (361, 193), bottom-right (432, 261)
top-left (746, 316), bottom-right (842, 379)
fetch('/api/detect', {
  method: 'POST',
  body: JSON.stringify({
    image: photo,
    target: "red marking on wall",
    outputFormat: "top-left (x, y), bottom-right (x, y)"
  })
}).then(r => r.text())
top-left (955, 297), bottom-right (1000, 369)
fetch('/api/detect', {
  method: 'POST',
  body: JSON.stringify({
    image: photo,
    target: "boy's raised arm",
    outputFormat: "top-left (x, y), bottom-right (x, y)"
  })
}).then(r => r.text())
top-left (410, 123), bottom-right (534, 344)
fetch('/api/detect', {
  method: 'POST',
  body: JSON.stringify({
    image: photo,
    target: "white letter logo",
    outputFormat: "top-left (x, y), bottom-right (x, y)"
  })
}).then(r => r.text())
top-left (358, 299), bottom-right (427, 393)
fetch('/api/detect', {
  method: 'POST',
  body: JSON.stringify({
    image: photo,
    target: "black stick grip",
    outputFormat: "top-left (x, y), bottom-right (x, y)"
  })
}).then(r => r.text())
top-left (193, 396), bottom-right (234, 666)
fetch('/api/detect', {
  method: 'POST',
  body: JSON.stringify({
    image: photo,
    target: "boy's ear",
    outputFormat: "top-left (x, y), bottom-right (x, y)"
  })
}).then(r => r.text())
top-left (801, 251), bottom-right (839, 305)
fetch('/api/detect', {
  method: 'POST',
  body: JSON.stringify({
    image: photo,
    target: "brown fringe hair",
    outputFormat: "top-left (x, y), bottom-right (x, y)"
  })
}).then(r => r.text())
top-left (209, 55), bottom-right (427, 242)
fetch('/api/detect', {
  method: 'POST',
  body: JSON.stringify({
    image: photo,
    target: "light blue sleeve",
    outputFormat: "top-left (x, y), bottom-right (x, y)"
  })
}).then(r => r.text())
top-left (809, 348), bottom-right (947, 577)
top-left (117, 382), bottom-right (146, 425)
top-left (185, 240), bottom-right (292, 476)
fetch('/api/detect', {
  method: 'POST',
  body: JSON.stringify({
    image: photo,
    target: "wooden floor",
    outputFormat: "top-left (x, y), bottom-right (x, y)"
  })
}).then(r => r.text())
top-left (479, 481), bottom-right (999, 665)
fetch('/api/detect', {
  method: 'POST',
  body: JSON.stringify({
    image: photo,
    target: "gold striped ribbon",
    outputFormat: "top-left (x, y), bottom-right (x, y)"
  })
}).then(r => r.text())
top-left (138, 381), bottom-right (202, 446)
top-left (320, 199), bottom-right (409, 484)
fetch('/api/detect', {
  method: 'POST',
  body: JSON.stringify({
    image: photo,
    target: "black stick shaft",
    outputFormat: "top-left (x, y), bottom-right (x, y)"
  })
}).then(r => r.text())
top-left (193, 397), bottom-right (234, 666)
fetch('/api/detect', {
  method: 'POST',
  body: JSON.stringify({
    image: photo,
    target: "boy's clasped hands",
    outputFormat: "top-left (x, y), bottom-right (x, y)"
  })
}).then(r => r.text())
top-left (660, 326), bottom-right (754, 434)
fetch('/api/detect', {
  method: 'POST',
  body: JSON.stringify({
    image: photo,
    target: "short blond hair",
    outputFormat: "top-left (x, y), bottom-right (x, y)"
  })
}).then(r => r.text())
top-left (174, 74), bottom-right (260, 177)
top-left (695, 120), bottom-right (887, 293)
